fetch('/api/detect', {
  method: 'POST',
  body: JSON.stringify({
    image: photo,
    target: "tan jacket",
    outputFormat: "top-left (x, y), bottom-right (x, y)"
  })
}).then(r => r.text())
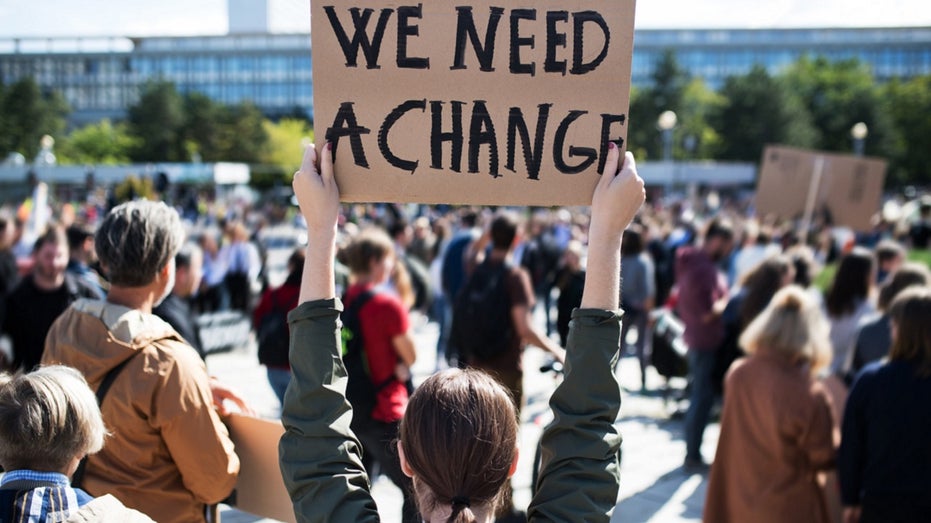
top-left (704, 352), bottom-right (837, 523)
top-left (43, 299), bottom-right (239, 523)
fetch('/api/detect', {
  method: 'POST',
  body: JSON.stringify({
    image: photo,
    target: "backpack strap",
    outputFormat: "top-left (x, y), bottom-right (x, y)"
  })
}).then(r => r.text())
top-left (341, 289), bottom-right (392, 391)
top-left (71, 352), bottom-right (140, 489)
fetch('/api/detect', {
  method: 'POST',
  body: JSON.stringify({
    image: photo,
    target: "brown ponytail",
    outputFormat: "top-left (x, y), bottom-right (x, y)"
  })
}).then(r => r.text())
top-left (400, 369), bottom-right (518, 521)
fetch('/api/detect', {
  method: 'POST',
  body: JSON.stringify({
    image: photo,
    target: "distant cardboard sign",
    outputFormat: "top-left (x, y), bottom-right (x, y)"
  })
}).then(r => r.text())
top-left (756, 145), bottom-right (887, 232)
top-left (311, 0), bottom-right (637, 205)
top-left (227, 414), bottom-right (296, 523)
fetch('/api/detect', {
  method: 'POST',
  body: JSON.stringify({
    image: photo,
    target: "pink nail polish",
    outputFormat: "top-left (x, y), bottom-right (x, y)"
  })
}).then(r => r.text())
top-left (608, 141), bottom-right (616, 150)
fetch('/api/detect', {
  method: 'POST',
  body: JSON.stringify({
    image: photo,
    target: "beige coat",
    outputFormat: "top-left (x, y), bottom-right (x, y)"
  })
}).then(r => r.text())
top-left (43, 299), bottom-right (239, 523)
top-left (704, 352), bottom-right (837, 523)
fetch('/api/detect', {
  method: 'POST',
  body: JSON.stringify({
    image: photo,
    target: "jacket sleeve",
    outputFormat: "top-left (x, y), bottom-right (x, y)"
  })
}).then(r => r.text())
top-left (152, 344), bottom-right (240, 504)
top-left (528, 308), bottom-right (623, 523)
top-left (798, 381), bottom-right (837, 472)
top-left (838, 372), bottom-right (870, 505)
top-left (279, 298), bottom-right (380, 523)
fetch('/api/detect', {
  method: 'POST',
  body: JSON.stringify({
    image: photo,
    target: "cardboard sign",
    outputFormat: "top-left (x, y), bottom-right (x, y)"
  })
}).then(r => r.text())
top-left (311, 0), bottom-right (637, 205)
top-left (227, 414), bottom-right (297, 523)
top-left (756, 145), bottom-right (887, 232)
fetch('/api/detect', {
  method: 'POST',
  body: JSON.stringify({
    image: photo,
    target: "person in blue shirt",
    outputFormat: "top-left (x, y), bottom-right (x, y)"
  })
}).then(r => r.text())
top-left (0, 365), bottom-right (152, 522)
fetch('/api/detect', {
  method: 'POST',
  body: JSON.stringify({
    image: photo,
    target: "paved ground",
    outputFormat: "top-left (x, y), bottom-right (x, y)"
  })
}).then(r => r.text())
top-left (209, 312), bottom-right (719, 523)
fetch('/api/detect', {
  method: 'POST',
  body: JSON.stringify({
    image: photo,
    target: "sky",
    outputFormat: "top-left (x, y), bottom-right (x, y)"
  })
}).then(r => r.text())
top-left (0, 0), bottom-right (928, 38)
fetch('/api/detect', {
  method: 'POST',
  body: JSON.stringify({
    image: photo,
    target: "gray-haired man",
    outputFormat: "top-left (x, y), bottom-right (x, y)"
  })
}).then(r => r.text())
top-left (43, 200), bottom-right (245, 523)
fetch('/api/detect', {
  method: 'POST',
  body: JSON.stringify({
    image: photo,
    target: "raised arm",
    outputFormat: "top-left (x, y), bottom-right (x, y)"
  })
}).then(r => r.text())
top-left (280, 143), bottom-right (380, 522)
top-left (529, 144), bottom-right (644, 522)
top-left (294, 143), bottom-right (340, 303)
top-left (583, 147), bottom-right (644, 309)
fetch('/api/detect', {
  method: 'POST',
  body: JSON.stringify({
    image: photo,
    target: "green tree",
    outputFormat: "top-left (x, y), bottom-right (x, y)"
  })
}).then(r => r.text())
top-left (885, 75), bottom-right (931, 186)
top-left (215, 102), bottom-right (268, 163)
top-left (57, 119), bottom-right (139, 165)
top-left (127, 80), bottom-right (185, 161)
top-left (711, 65), bottom-right (817, 161)
top-left (677, 78), bottom-right (725, 159)
top-left (251, 118), bottom-right (314, 188)
top-left (781, 56), bottom-right (897, 158)
top-left (0, 78), bottom-right (69, 159)
top-left (181, 92), bottom-right (223, 161)
top-left (627, 50), bottom-right (690, 160)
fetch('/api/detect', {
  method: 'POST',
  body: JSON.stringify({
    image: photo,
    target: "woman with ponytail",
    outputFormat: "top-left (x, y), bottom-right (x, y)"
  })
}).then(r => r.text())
top-left (280, 141), bottom-right (644, 522)
top-left (703, 285), bottom-right (836, 523)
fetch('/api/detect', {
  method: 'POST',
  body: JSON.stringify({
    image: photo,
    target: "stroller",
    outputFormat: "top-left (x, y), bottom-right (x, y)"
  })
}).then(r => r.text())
top-left (649, 308), bottom-right (689, 413)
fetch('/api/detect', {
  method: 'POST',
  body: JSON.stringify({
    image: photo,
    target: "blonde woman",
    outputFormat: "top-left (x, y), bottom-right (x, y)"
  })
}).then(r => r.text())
top-left (704, 285), bottom-right (836, 523)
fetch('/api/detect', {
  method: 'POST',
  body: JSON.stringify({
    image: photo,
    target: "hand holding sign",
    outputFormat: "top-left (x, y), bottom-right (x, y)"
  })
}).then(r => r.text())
top-left (311, 0), bottom-right (637, 206)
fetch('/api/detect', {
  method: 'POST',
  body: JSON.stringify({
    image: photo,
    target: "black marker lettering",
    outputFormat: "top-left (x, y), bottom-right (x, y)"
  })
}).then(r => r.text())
top-left (553, 110), bottom-right (596, 174)
top-left (506, 104), bottom-right (551, 180)
top-left (430, 101), bottom-right (465, 172)
top-left (452, 6), bottom-right (504, 71)
top-left (509, 9), bottom-right (536, 76)
top-left (544, 11), bottom-right (568, 75)
top-left (597, 113), bottom-right (626, 173)
top-left (379, 99), bottom-right (426, 173)
top-left (570, 11), bottom-right (610, 75)
top-left (325, 102), bottom-right (371, 168)
top-left (468, 100), bottom-right (500, 176)
top-left (323, 6), bottom-right (393, 69)
top-left (397, 4), bottom-right (429, 69)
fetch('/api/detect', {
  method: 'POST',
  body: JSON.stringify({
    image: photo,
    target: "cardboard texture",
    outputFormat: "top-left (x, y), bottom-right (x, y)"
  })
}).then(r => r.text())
top-left (756, 145), bottom-right (887, 232)
top-left (311, 0), bottom-right (637, 205)
top-left (227, 414), bottom-right (296, 523)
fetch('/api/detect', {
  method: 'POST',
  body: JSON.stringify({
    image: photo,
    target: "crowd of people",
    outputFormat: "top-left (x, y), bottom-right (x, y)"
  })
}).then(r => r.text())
top-left (0, 137), bottom-right (928, 522)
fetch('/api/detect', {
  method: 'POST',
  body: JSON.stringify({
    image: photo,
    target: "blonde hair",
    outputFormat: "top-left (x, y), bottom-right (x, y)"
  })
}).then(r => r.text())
top-left (0, 365), bottom-right (107, 472)
top-left (739, 285), bottom-right (831, 375)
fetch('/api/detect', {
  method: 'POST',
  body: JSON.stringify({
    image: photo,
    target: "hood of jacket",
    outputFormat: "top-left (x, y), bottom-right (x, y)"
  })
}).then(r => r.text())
top-left (44, 298), bottom-right (185, 384)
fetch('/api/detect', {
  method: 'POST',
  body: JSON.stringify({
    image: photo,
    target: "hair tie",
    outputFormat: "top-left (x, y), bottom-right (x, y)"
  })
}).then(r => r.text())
top-left (451, 496), bottom-right (471, 508)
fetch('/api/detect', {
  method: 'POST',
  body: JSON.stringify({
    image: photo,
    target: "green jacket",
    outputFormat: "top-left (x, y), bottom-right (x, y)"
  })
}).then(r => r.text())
top-left (280, 298), bottom-right (623, 522)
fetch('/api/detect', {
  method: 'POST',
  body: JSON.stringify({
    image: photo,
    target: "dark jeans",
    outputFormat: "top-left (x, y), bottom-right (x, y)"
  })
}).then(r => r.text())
top-left (225, 272), bottom-right (251, 312)
top-left (684, 349), bottom-right (716, 462)
top-left (620, 306), bottom-right (650, 388)
top-left (353, 418), bottom-right (420, 523)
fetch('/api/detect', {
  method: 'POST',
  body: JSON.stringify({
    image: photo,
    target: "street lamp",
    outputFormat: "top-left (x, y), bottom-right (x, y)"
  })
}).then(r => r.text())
top-left (851, 122), bottom-right (868, 157)
top-left (657, 110), bottom-right (677, 162)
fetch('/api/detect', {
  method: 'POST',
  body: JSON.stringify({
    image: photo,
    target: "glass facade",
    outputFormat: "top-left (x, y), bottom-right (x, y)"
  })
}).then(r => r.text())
top-left (0, 27), bottom-right (928, 126)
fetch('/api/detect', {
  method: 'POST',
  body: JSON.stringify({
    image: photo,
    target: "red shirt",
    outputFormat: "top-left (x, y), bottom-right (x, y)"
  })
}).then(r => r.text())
top-left (344, 283), bottom-right (410, 423)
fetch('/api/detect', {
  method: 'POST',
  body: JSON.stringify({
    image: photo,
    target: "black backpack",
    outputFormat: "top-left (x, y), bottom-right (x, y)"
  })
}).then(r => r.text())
top-left (450, 261), bottom-right (513, 361)
top-left (257, 289), bottom-right (291, 367)
top-left (341, 290), bottom-right (394, 421)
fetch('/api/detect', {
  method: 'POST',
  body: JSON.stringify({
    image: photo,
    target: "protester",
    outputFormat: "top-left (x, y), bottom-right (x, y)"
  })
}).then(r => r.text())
top-left (342, 227), bottom-right (419, 523)
top-left (555, 239), bottom-right (586, 348)
top-left (676, 218), bottom-right (734, 470)
top-left (280, 142), bottom-right (642, 522)
top-left (3, 225), bottom-right (100, 372)
top-left (0, 365), bottom-right (153, 521)
top-left (714, 255), bottom-right (795, 395)
top-left (840, 286), bottom-right (931, 522)
top-left (65, 223), bottom-right (106, 299)
top-left (196, 231), bottom-right (228, 313)
top-left (704, 285), bottom-right (835, 522)
top-left (253, 247), bottom-right (303, 406)
top-left (824, 247), bottom-right (876, 379)
top-left (42, 200), bottom-right (243, 523)
top-left (848, 263), bottom-right (931, 376)
top-left (153, 241), bottom-right (206, 358)
top-left (873, 239), bottom-right (905, 284)
top-left (619, 223), bottom-right (655, 390)
top-left (0, 214), bottom-right (20, 369)
top-left (225, 221), bottom-right (259, 312)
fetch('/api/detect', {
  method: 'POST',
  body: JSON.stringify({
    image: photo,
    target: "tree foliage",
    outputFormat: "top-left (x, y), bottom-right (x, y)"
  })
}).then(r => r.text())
top-left (712, 65), bottom-right (817, 161)
top-left (127, 80), bottom-right (186, 162)
top-left (884, 75), bottom-right (931, 186)
top-left (57, 119), bottom-right (139, 165)
top-left (0, 78), bottom-right (70, 159)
